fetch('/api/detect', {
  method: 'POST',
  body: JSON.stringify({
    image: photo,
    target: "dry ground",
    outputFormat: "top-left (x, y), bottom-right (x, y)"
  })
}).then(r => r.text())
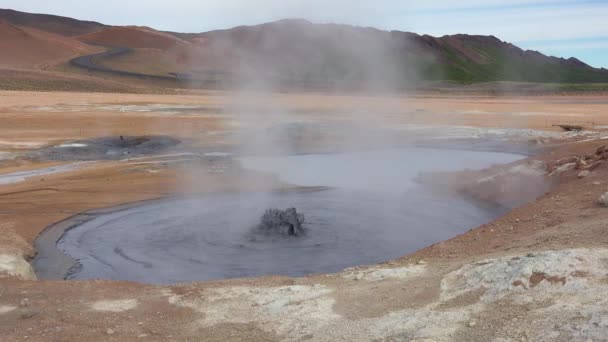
top-left (1, 91), bottom-right (607, 146)
top-left (0, 91), bottom-right (608, 341)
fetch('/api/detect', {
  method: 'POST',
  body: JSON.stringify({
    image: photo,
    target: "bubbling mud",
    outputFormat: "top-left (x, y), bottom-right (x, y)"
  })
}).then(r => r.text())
top-left (45, 147), bottom-right (528, 284)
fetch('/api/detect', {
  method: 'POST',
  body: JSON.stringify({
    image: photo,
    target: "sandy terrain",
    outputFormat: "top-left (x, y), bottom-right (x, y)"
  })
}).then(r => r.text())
top-left (1, 91), bottom-right (607, 146)
top-left (1, 91), bottom-right (608, 341)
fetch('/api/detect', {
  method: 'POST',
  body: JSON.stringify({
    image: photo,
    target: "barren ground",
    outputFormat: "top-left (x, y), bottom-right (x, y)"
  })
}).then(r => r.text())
top-left (1, 91), bottom-right (608, 341)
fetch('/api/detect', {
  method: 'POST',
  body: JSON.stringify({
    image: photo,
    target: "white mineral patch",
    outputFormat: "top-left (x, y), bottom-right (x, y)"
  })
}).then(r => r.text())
top-left (203, 152), bottom-right (232, 157)
top-left (168, 285), bottom-right (339, 339)
top-left (91, 299), bottom-right (138, 312)
top-left (441, 248), bottom-right (608, 303)
top-left (0, 163), bottom-right (88, 185)
top-left (341, 264), bottom-right (427, 281)
top-left (368, 307), bottom-right (472, 341)
top-left (0, 140), bottom-right (46, 149)
top-left (0, 305), bottom-right (17, 314)
top-left (0, 254), bottom-right (36, 280)
top-left (55, 143), bottom-right (88, 148)
top-left (166, 249), bottom-right (608, 341)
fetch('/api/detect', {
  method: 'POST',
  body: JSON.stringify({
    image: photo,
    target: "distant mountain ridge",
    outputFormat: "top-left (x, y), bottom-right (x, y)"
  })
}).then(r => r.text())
top-left (1, 9), bottom-right (607, 85)
top-left (0, 9), bottom-right (106, 36)
top-left (190, 19), bottom-right (608, 84)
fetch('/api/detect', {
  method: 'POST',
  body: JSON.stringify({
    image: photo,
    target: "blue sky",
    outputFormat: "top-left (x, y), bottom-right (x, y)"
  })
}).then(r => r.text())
top-left (3, 0), bottom-right (607, 67)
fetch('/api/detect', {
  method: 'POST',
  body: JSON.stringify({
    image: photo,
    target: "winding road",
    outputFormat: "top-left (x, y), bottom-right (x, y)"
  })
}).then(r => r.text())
top-left (69, 47), bottom-right (187, 82)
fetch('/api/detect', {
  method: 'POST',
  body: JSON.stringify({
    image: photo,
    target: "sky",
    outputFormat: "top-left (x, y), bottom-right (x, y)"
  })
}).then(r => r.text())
top-left (3, 0), bottom-right (607, 68)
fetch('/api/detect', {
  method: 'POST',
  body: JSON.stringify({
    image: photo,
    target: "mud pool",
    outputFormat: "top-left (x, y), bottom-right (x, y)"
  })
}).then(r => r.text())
top-left (44, 147), bottom-right (525, 284)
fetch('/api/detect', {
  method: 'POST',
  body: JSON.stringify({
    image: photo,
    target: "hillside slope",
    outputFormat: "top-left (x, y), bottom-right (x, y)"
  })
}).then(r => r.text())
top-left (189, 20), bottom-right (608, 84)
top-left (0, 20), bottom-right (97, 69)
top-left (2, 9), bottom-right (608, 86)
top-left (76, 26), bottom-right (190, 50)
top-left (0, 8), bottom-right (105, 36)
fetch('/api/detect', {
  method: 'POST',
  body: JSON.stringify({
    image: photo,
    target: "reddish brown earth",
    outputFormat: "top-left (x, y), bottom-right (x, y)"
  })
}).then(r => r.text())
top-left (0, 91), bottom-right (607, 341)
top-left (0, 8), bottom-right (105, 37)
top-left (0, 20), bottom-right (98, 69)
top-left (76, 26), bottom-right (190, 51)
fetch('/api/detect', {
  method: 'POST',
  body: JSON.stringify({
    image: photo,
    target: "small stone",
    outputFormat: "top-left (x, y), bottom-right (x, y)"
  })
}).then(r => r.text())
top-left (549, 162), bottom-right (576, 176)
top-left (20, 309), bottom-right (39, 319)
top-left (137, 322), bottom-right (143, 326)
top-left (598, 192), bottom-right (608, 207)
top-left (578, 170), bottom-right (591, 178)
top-left (19, 298), bottom-right (30, 307)
top-left (468, 321), bottom-right (477, 327)
top-left (106, 328), bottom-right (115, 335)
top-left (417, 260), bottom-right (427, 265)
top-left (137, 334), bottom-right (148, 339)
top-left (593, 182), bottom-right (601, 186)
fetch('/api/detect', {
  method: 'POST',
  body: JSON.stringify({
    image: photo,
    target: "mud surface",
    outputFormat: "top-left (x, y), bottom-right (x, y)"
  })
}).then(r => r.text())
top-left (52, 189), bottom-right (501, 284)
top-left (30, 135), bottom-right (181, 161)
top-left (42, 147), bottom-right (527, 284)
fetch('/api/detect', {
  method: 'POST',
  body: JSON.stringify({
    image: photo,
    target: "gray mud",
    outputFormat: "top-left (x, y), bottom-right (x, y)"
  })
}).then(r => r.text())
top-left (34, 147), bottom-right (533, 284)
top-left (30, 135), bottom-right (181, 161)
top-left (45, 189), bottom-right (504, 284)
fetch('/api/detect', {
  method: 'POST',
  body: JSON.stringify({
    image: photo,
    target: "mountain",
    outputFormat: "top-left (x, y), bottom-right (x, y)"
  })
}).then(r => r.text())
top-left (187, 19), bottom-right (608, 85)
top-left (77, 26), bottom-right (191, 50)
top-left (0, 8), bottom-right (105, 36)
top-left (0, 19), bottom-right (97, 69)
top-left (1, 9), bottom-right (607, 88)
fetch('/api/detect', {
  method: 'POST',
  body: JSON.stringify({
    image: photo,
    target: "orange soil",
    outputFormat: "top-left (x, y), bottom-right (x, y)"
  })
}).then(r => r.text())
top-left (76, 26), bottom-right (190, 51)
top-left (1, 91), bottom-right (608, 341)
top-left (0, 20), bottom-right (98, 69)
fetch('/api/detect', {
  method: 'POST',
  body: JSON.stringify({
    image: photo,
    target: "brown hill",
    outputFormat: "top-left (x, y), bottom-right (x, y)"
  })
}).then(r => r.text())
top-left (185, 19), bottom-right (608, 85)
top-left (76, 26), bottom-right (204, 75)
top-left (0, 8), bottom-right (105, 36)
top-left (2, 8), bottom-right (607, 87)
top-left (0, 20), bottom-right (97, 69)
top-left (77, 26), bottom-right (191, 50)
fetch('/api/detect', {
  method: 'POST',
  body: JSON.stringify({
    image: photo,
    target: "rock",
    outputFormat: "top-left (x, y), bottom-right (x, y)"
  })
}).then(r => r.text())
top-left (578, 170), bottom-right (591, 178)
top-left (549, 162), bottom-right (576, 176)
top-left (19, 309), bottom-right (39, 319)
top-left (468, 321), bottom-right (477, 327)
top-left (583, 154), bottom-right (596, 161)
top-left (583, 160), bottom-right (603, 171)
top-left (593, 182), bottom-right (602, 186)
top-left (576, 158), bottom-right (587, 169)
top-left (19, 298), bottom-right (30, 307)
top-left (258, 208), bottom-right (305, 236)
top-left (556, 124), bottom-right (583, 132)
top-left (598, 192), bottom-right (608, 207)
top-left (0, 254), bottom-right (37, 280)
top-left (106, 328), bottom-right (115, 335)
top-left (137, 334), bottom-right (148, 339)
top-left (596, 145), bottom-right (607, 155)
top-left (556, 156), bottom-right (579, 165)
top-left (417, 260), bottom-right (428, 265)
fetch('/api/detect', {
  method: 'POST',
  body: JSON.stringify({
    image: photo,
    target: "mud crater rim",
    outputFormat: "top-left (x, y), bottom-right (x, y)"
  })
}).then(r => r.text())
top-left (32, 146), bottom-right (531, 284)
